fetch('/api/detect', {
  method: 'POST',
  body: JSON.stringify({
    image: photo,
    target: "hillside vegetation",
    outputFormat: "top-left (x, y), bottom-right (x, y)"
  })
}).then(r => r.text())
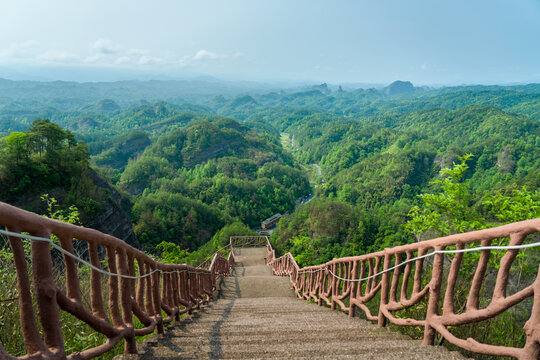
top-left (120, 117), bottom-right (310, 250)
top-left (0, 81), bottom-right (538, 264)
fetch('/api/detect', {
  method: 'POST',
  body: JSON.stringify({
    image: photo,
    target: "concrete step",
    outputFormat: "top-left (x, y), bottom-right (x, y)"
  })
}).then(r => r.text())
top-left (231, 248), bottom-right (268, 267)
top-left (132, 354), bottom-right (465, 360)
top-left (130, 340), bottom-right (465, 360)
top-left (230, 265), bottom-right (273, 276)
top-left (114, 249), bottom-right (468, 360)
top-left (218, 276), bottom-right (294, 298)
top-left (159, 331), bottom-right (409, 345)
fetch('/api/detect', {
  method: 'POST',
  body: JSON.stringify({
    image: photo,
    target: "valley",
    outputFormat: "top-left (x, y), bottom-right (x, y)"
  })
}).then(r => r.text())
top-left (0, 80), bottom-right (538, 266)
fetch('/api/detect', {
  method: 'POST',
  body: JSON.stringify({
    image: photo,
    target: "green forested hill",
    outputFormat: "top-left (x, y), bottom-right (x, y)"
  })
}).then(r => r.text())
top-left (118, 117), bottom-right (310, 250)
top-left (261, 97), bottom-right (539, 263)
top-left (0, 80), bottom-right (538, 264)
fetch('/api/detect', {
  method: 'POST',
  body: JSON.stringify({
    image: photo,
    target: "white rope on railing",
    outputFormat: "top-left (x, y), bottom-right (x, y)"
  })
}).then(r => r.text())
top-left (0, 229), bottom-right (210, 279)
top-left (295, 241), bottom-right (540, 282)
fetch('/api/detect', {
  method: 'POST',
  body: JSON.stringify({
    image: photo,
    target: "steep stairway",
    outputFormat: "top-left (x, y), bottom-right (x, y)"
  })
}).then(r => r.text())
top-left (120, 247), bottom-right (467, 359)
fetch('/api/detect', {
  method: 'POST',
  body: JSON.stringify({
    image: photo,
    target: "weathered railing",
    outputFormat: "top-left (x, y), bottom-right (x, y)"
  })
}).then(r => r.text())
top-left (0, 201), bottom-right (234, 359)
top-left (266, 219), bottom-right (540, 359)
top-left (198, 243), bottom-right (235, 272)
top-left (230, 236), bottom-right (268, 248)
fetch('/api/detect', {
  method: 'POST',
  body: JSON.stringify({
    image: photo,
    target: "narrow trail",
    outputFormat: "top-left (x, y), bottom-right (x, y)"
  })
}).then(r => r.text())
top-left (122, 248), bottom-right (467, 359)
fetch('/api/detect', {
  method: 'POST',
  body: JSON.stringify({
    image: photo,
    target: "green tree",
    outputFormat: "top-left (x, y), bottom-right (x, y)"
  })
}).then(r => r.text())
top-left (28, 119), bottom-right (67, 160)
top-left (2, 132), bottom-right (29, 164)
top-left (211, 222), bottom-right (257, 249)
top-left (41, 194), bottom-right (81, 225)
top-left (483, 187), bottom-right (540, 224)
top-left (289, 235), bottom-right (319, 267)
top-left (405, 154), bottom-right (485, 240)
top-left (156, 241), bottom-right (190, 264)
top-left (406, 154), bottom-right (540, 240)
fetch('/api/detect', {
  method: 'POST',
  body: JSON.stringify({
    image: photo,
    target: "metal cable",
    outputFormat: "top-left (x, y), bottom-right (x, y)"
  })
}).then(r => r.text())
top-left (297, 241), bottom-right (540, 282)
top-left (0, 229), bottom-right (210, 279)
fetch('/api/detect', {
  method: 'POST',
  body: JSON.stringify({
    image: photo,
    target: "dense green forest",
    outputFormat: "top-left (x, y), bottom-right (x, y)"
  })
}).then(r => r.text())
top-left (0, 119), bottom-right (107, 215)
top-left (121, 117), bottom-right (310, 250)
top-left (0, 79), bottom-right (538, 265)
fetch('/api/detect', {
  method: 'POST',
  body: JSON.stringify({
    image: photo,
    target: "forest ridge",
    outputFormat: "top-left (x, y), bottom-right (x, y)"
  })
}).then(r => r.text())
top-left (0, 80), bottom-right (538, 265)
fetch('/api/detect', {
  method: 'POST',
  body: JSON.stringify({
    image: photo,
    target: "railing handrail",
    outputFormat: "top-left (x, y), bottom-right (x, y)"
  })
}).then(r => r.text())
top-left (0, 201), bottom-right (234, 360)
top-left (297, 218), bottom-right (540, 269)
top-left (198, 242), bottom-right (234, 269)
top-left (230, 235), bottom-right (268, 248)
top-left (266, 218), bottom-right (540, 360)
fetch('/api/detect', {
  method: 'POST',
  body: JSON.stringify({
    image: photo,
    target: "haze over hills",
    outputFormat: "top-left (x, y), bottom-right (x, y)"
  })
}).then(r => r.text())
top-left (0, 1), bottom-right (539, 358)
top-left (1, 78), bottom-right (538, 259)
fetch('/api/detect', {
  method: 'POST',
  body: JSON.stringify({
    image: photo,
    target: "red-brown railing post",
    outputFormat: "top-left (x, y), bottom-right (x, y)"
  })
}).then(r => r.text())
top-left (151, 270), bottom-right (163, 333)
top-left (330, 264), bottom-right (337, 310)
top-left (378, 252), bottom-right (391, 327)
top-left (0, 202), bottom-right (238, 360)
top-left (118, 248), bottom-right (136, 354)
top-left (522, 264), bottom-right (540, 360)
top-left (349, 260), bottom-right (358, 317)
top-left (89, 242), bottom-right (108, 321)
top-left (7, 232), bottom-right (47, 356)
top-left (107, 246), bottom-right (124, 328)
top-left (1, 200), bottom-right (539, 360)
top-left (423, 246), bottom-right (444, 346)
top-left (32, 232), bottom-right (66, 358)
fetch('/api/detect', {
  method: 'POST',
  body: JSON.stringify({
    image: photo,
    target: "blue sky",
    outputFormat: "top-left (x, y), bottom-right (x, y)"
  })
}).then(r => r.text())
top-left (0, 0), bottom-right (539, 84)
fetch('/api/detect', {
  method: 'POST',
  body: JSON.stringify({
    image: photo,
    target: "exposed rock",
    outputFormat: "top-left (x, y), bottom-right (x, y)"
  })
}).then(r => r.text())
top-left (384, 80), bottom-right (415, 95)
top-left (313, 83), bottom-right (331, 95)
top-left (8, 169), bottom-right (140, 248)
top-left (86, 169), bottom-right (140, 248)
top-left (496, 145), bottom-right (516, 174)
top-left (69, 117), bottom-right (100, 130)
top-left (97, 99), bottom-right (120, 112)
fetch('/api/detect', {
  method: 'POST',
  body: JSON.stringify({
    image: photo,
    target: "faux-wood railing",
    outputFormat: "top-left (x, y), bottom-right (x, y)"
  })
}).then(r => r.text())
top-left (230, 235), bottom-right (269, 248)
top-left (266, 219), bottom-right (540, 360)
top-left (0, 201), bottom-right (234, 359)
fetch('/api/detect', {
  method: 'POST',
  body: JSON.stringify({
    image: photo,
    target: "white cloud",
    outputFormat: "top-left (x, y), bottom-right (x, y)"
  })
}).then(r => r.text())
top-left (177, 49), bottom-right (235, 68)
top-left (137, 56), bottom-right (166, 65)
top-left (0, 40), bottom-right (40, 59)
top-left (127, 48), bottom-right (150, 56)
top-left (91, 38), bottom-right (121, 54)
top-left (83, 53), bottom-right (106, 63)
top-left (193, 49), bottom-right (227, 61)
top-left (0, 39), bottom-right (240, 71)
top-left (114, 56), bottom-right (132, 65)
top-left (37, 50), bottom-right (79, 62)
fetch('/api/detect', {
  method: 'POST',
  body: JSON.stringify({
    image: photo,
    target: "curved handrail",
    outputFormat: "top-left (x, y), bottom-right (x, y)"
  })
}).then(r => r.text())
top-left (266, 219), bottom-right (540, 360)
top-left (198, 242), bottom-right (234, 269)
top-left (0, 201), bottom-right (234, 359)
top-left (230, 235), bottom-right (268, 248)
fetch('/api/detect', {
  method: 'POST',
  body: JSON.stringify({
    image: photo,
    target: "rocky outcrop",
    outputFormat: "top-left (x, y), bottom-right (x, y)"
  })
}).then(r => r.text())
top-left (384, 80), bottom-right (415, 95)
top-left (9, 169), bottom-right (140, 248)
top-left (86, 169), bottom-right (140, 248)
top-left (97, 99), bottom-right (120, 112)
top-left (313, 83), bottom-right (331, 95)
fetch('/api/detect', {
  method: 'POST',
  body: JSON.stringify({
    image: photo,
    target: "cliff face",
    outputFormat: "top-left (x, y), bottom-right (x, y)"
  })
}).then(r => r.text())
top-left (384, 80), bottom-right (415, 95)
top-left (86, 169), bottom-right (140, 248)
top-left (9, 169), bottom-right (140, 249)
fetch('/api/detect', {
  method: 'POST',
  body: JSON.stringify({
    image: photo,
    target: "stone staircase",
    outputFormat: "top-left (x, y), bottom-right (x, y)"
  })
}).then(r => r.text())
top-left (120, 247), bottom-right (467, 359)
